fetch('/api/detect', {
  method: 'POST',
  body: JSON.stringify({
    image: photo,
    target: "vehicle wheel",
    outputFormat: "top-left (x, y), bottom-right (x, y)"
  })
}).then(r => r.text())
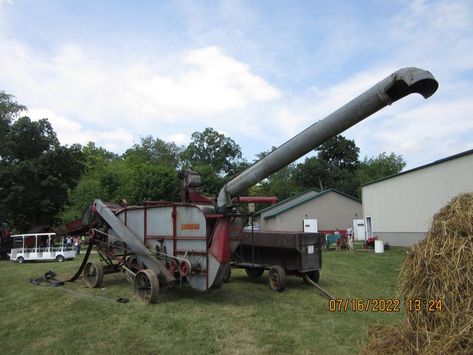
top-left (304, 270), bottom-right (320, 284)
top-left (268, 265), bottom-right (286, 292)
top-left (17, 256), bottom-right (25, 264)
top-left (56, 255), bottom-right (65, 262)
top-left (83, 261), bottom-right (104, 288)
top-left (245, 267), bottom-right (264, 279)
top-left (223, 264), bottom-right (231, 283)
top-left (134, 269), bottom-right (159, 304)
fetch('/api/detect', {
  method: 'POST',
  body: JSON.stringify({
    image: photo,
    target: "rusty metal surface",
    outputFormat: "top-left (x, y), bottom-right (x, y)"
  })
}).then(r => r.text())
top-left (93, 199), bottom-right (176, 283)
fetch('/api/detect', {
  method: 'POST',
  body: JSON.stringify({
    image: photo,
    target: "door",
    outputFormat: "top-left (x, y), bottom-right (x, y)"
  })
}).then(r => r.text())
top-left (352, 219), bottom-right (365, 241)
top-left (365, 217), bottom-right (373, 240)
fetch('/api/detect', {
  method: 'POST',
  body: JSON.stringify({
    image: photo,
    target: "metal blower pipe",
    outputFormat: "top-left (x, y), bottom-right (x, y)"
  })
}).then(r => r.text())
top-left (217, 67), bottom-right (438, 209)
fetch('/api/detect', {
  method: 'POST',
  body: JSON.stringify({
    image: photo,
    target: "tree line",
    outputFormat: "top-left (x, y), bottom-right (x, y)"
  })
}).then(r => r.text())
top-left (0, 91), bottom-right (405, 231)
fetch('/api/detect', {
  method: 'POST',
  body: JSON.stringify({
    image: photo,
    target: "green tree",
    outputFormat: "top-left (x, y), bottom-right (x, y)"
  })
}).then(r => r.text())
top-left (62, 143), bottom-right (121, 221)
top-left (0, 94), bottom-right (85, 230)
top-left (123, 136), bottom-right (183, 168)
top-left (119, 163), bottom-right (180, 203)
top-left (183, 127), bottom-right (242, 174)
top-left (82, 142), bottom-right (118, 171)
top-left (356, 152), bottom-right (406, 194)
top-left (293, 135), bottom-right (361, 196)
top-left (316, 135), bottom-right (360, 171)
top-left (62, 141), bottom-right (183, 221)
top-left (293, 156), bottom-right (329, 191)
top-left (0, 91), bottom-right (26, 157)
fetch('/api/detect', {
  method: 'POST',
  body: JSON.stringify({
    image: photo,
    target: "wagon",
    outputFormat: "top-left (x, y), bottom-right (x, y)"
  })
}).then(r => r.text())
top-left (230, 230), bottom-right (325, 291)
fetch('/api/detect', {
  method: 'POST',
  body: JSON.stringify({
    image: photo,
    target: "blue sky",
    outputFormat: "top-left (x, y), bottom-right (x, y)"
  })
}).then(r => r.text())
top-left (0, 0), bottom-right (472, 169)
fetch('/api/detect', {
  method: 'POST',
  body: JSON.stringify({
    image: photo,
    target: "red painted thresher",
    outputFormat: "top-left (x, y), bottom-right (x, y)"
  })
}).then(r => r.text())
top-left (77, 68), bottom-right (438, 303)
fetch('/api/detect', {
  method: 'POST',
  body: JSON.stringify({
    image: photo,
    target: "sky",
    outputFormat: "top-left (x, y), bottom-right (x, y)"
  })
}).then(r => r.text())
top-left (0, 0), bottom-right (472, 170)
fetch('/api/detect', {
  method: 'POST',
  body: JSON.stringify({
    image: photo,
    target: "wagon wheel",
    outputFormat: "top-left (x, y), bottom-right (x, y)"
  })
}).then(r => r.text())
top-left (303, 270), bottom-right (320, 284)
top-left (134, 269), bottom-right (159, 304)
top-left (245, 267), bottom-right (264, 279)
top-left (268, 265), bottom-right (286, 292)
top-left (83, 261), bottom-right (104, 288)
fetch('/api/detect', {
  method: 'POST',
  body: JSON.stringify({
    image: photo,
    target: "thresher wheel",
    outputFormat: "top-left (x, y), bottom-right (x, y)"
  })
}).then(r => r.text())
top-left (134, 269), bottom-right (159, 304)
top-left (245, 267), bottom-right (264, 279)
top-left (304, 270), bottom-right (320, 284)
top-left (268, 265), bottom-right (286, 292)
top-left (83, 261), bottom-right (104, 288)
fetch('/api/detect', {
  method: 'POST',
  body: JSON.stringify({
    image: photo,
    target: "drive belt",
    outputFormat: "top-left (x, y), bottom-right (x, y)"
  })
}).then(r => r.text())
top-left (66, 239), bottom-right (95, 282)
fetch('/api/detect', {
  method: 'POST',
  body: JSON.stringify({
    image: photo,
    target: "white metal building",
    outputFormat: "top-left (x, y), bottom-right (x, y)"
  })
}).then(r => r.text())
top-left (362, 149), bottom-right (473, 246)
top-left (256, 189), bottom-right (363, 233)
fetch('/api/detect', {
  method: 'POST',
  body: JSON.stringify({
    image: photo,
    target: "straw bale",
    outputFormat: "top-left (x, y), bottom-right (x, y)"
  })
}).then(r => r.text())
top-left (360, 193), bottom-right (473, 355)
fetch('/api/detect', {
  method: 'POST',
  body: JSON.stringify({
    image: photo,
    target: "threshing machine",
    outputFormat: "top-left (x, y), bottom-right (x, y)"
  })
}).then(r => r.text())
top-left (79, 67), bottom-right (438, 303)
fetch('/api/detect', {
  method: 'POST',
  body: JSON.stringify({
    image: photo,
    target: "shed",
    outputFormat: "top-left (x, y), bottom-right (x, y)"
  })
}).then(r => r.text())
top-left (256, 189), bottom-right (363, 233)
top-left (362, 149), bottom-right (473, 246)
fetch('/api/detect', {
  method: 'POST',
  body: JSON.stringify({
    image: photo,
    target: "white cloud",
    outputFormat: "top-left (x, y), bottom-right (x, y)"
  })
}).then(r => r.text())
top-left (0, 0), bottom-right (472, 170)
top-left (28, 109), bottom-right (134, 152)
top-left (264, 63), bottom-right (473, 169)
top-left (0, 32), bottom-right (281, 152)
top-left (121, 46), bottom-right (281, 117)
top-left (165, 133), bottom-right (189, 145)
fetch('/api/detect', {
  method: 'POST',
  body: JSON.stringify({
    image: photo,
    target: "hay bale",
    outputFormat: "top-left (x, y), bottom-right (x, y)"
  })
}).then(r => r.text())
top-left (360, 193), bottom-right (473, 355)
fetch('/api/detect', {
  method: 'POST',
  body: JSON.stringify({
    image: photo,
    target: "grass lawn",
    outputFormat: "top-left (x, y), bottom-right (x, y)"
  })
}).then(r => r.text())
top-left (0, 246), bottom-right (406, 355)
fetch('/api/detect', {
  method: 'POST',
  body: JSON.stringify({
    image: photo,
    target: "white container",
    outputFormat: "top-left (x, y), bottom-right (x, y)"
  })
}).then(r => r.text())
top-left (374, 240), bottom-right (384, 253)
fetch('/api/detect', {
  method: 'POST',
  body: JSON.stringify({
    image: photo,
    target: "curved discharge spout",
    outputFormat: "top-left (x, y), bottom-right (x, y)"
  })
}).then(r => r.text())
top-left (217, 67), bottom-right (439, 209)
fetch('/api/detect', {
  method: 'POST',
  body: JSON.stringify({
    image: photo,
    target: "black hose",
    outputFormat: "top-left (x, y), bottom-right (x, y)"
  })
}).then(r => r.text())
top-left (66, 239), bottom-right (95, 282)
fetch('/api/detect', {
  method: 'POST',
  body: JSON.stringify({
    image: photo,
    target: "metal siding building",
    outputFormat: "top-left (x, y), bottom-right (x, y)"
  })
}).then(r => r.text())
top-left (257, 189), bottom-right (363, 232)
top-left (362, 150), bottom-right (473, 246)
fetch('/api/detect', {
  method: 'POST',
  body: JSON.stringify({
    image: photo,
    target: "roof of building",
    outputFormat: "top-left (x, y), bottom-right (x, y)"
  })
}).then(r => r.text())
top-left (362, 148), bottom-right (473, 188)
top-left (257, 188), bottom-right (361, 219)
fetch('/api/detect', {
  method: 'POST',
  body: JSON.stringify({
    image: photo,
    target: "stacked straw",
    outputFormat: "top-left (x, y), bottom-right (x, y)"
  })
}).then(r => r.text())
top-left (360, 193), bottom-right (473, 354)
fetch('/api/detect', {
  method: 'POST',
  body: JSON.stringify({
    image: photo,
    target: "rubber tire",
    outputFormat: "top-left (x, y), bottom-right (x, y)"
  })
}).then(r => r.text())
top-left (56, 255), bottom-right (65, 262)
top-left (17, 256), bottom-right (25, 264)
top-left (83, 261), bottom-right (104, 288)
top-left (245, 267), bottom-right (264, 279)
top-left (268, 265), bottom-right (286, 292)
top-left (134, 269), bottom-right (160, 304)
top-left (304, 270), bottom-right (320, 284)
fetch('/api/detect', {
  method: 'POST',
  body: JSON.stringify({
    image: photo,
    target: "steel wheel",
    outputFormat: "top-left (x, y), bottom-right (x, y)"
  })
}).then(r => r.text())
top-left (17, 256), bottom-right (25, 264)
top-left (268, 265), bottom-right (286, 292)
top-left (56, 255), bottom-right (65, 262)
top-left (134, 269), bottom-right (159, 304)
top-left (83, 261), bottom-right (104, 288)
top-left (245, 267), bottom-right (264, 279)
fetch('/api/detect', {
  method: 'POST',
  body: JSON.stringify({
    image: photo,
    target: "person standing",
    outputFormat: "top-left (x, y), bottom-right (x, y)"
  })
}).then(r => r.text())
top-left (66, 235), bottom-right (73, 250)
top-left (75, 238), bottom-right (82, 255)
